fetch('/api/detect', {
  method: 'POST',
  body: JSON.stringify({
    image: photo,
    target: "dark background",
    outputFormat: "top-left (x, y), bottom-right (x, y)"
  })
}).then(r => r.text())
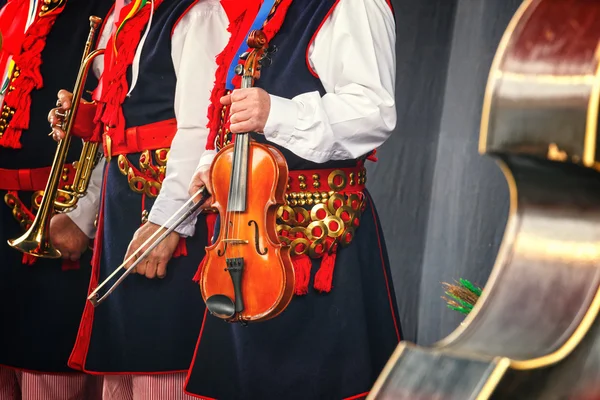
top-left (368, 0), bottom-right (523, 345)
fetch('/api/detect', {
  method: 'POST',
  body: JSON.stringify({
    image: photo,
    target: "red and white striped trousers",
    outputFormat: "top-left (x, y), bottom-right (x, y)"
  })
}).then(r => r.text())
top-left (103, 373), bottom-right (198, 400)
top-left (0, 366), bottom-right (103, 400)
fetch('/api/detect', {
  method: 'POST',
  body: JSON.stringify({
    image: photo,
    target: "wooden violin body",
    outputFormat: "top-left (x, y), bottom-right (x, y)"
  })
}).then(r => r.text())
top-left (370, 0), bottom-right (600, 398)
top-left (200, 138), bottom-right (294, 323)
top-left (199, 29), bottom-right (294, 324)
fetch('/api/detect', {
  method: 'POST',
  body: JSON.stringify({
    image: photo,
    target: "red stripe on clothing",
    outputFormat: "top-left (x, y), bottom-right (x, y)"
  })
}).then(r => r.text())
top-left (345, 392), bottom-right (369, 400)
top-left (171, 0), bottom-right (201, 37)
top-left (0, 366), bottom-right (102, 400)
top-left (183, 309), bottom-right (216, 400)
top-left (104, 373), bottom-right (197, 400)
top-left (68, 166), bottom-right (110, 372)
top-left (368, 194), bottom-right (401, 342)
top-left (305, 0), bottom-right (341, 78)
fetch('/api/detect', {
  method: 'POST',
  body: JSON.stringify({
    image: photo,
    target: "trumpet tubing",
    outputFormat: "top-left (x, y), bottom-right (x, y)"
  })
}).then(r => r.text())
top-left (7, 16), bottom-right (104, 259)
top-left (56, 141), bottom-right (100, 210)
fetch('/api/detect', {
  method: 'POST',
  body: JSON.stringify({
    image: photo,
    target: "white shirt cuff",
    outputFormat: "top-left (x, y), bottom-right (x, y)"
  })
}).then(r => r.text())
top-left (66, 196), bottom-right (99, 239)
top-left (263, 94), bottom-right (298, 143)
top-left (64, 158), bottom-right (104, 239)
top-left (197, 149), bottom-right (217, 170)
top-left (148, 198), bottom-right (197, 238)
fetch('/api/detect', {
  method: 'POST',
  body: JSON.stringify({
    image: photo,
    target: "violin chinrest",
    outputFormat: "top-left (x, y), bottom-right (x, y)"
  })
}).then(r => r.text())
top-left (206, 294), bottom-right (236, 319)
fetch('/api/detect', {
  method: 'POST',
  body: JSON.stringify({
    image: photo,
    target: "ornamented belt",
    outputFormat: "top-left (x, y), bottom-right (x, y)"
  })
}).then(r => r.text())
top-left (1, 165), bottom-right (77, 267)
top-left (1, 165), bottom-right (76, 229)
top-left (277, 163), bottom-right (368, 295)
top-left (105, 119), bottom-right (177, 199)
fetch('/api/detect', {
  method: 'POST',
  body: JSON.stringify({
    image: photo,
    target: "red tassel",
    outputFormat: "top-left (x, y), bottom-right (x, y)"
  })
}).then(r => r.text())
top-left (22, 254), bottom-right (36, 266)
top-left (205, 0), bottom-right (294, 151)
top-left (192, 256), bottom-right (206, 283)
top-left (314, 243), bottom-right (337, 293)
top-left (61, 259), bottom-right (80, 271)
top-left (0, 4), bottom-right (66, 149)
top-left (94, 0), bottom-right (164, 147)
top-left (291, 254), bottom-right (312, 295)
top-left (173, 237), bottom-right (188, 258)
top-left (367, 149), bottom-right (378, 162)
top-left (71, 102), bottom-right (98, 140)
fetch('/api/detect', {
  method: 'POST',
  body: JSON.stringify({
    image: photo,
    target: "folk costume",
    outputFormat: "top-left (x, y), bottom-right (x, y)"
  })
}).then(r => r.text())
top-left (65, 0), bottom-right (229, 398)
top-left (0, 0), bottom-right (111, 398)
top-left (185, 0), bottom-right (401, 399)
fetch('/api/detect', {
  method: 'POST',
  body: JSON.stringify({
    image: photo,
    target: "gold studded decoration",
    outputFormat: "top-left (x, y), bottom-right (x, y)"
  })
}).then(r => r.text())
top-left (117, 149), bottom-right (171, 198)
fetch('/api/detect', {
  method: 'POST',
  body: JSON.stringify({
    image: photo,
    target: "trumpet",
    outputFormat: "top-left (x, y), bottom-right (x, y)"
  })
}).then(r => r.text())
top-left (8, 16), bottom-right (105, 259)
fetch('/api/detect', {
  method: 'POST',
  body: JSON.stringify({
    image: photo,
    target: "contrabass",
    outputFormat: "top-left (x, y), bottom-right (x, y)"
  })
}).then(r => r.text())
top-left (369, 0), bottom-right (600, 398)
top-left (7, 16), bottom-right (105, 259)
top-left (199, 30), bottom-right (295, 324)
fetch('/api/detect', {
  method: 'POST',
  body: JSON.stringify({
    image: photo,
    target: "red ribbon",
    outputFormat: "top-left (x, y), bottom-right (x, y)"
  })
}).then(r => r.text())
top-left (0, 0), bottom-right (66, 149)
top-left (91, 0), bottom-right (164, 144)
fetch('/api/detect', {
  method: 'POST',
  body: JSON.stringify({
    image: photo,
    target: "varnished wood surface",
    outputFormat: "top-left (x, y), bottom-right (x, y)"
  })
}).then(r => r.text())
top-left (201, 142), bottom-right (294, 322)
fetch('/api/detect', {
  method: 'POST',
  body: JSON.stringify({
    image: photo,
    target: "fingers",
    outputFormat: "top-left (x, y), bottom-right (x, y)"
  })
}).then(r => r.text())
top-left (156, 258), bottom-right (168, 279)
top-left (57, 89), bottom-right (73, 110)
top-left (220, 88), bottom-right (251, 107)
top-left (229, 110), bottom-right (253, 125)
top-left (230, 120), bottom-right (258, 134)
top-left (123, 242), bottom-right (139, 270)
top-left (48, 108), bottom-right (67, 141)
top-left (220, 94), bottom-right (232, 106)
top-left (144, 260), bottom-right (158, 279)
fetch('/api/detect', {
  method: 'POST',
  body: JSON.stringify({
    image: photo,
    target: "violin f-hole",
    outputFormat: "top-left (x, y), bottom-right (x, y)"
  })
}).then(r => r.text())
top-left (217, 220), bottom-right (235, 257)
top-left (248, 220), bottom-right (268, 255)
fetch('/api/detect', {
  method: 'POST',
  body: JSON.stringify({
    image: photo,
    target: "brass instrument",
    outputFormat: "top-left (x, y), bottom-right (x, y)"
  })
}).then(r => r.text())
top-left (8, 16), bottom-right (105, 259)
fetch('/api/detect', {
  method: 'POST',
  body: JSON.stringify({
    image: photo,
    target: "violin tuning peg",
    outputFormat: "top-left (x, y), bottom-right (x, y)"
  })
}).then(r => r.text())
top-left (259, 57), bottom-right (272, 67)
top-left (239, 51), bottom-right (250, 60)
top-left (267, 45), bottom-right (278, 54)
top-left (234, 64), bottom-right (244, 76)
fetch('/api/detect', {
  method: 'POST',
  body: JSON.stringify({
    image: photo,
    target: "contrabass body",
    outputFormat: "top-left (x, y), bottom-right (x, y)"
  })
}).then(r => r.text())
top-left (369, 0), bottom-right (600, 399)
top-left (199, 30), bottom-right (295, 324)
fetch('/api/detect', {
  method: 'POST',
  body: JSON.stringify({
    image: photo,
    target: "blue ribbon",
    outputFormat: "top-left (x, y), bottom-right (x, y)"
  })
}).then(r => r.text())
top-left (225, 0), bottom-right (276, 90)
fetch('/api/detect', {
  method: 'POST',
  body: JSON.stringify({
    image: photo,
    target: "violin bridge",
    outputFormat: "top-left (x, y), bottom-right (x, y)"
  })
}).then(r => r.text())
top-left (222, 239), bottom-right (249, 245)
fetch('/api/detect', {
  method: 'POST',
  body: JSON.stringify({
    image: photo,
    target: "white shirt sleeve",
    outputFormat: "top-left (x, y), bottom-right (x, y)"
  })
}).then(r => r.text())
top-left (147, 0), bottom-right (229, 237)
top-left (262, 0), bottom-right (396, 163)
top-left (65, 12), bottom-right (114, 238)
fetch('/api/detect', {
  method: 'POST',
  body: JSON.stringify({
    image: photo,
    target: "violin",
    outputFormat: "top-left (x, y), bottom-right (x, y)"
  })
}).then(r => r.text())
top-left (199, 30), bottom-right (295, 324)
top-left (370, 0), bottom-right (600, 398)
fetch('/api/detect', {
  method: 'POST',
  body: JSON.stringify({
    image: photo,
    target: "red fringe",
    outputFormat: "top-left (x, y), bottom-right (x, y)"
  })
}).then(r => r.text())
top-left (8, 190), bottom-right (37, 266)
top-left (314, 249), bottom-right (336, 293)
top-left (291, 253), bottom-right (312, 295)
top-left (173, 237), bottom-right (188, 258)
top-left (0, 3), bottom-right (66, 149)
top-left (205, 4), bottom-right (257, 150)
top-left (367, 149), bottom-right (378, 162)
top-left (192, 256), bottom-right (206, 283)
top-left (61, 259), bottom-right (81, 271)
top-left (22, 254), bottom-right (36, 266)
top-left (71, 102), bottom-right (98, 140)
top-left (93, 0), bottom-right (164, 146)
top-left (205, 0), bottom-right (293, 150)
top-left (192, 213), bottom-right (218, 283)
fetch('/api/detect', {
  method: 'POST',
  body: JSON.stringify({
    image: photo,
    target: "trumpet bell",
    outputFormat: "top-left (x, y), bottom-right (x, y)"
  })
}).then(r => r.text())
top-left (8, 226), bottom-right (62, 259)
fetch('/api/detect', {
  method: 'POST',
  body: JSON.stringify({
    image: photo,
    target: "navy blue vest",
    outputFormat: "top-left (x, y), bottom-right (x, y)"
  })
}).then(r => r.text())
top-left (0, 0), bottom-right (114, 169)
top-left (250, 0), bottom-right (360, 171)
top-left (121, 0), bottom-right (197, 129)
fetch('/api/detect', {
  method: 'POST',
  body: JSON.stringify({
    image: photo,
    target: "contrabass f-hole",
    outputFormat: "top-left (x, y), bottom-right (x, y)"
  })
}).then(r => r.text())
top-left (200, 29), bottom-right (295, 324)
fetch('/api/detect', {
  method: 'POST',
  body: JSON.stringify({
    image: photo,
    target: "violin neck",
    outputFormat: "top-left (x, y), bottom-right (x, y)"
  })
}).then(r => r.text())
top-left (226, 74), bottom-right (257, 212)
top-left (227, 132), bottom-right (249, 212)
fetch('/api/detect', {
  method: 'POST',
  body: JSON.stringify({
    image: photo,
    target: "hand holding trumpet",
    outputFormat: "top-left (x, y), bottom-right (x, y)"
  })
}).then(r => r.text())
top-left (48, 89), bottom-right (73, 142)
